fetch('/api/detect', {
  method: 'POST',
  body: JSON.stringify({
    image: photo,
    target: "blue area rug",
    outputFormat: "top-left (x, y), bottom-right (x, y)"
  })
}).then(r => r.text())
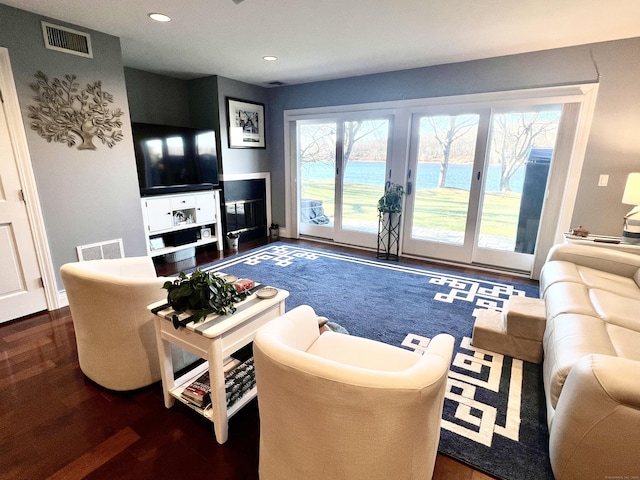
top-left (198, 243), bottom-right (553, 480)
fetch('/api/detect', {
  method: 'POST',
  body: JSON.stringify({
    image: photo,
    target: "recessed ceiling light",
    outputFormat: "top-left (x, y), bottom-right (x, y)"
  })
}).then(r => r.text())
top-left (148, 13), bottom-right (171, 22)
top-left (263, 55), bottom-right (278, 61)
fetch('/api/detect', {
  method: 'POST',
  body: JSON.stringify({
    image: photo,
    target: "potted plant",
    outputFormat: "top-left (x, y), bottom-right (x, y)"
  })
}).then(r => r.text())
top-left (163, 270), bottom-right (242, 326)
top-left (377, 183), bottom-right (404, 213)
top-left (226, 231), bottom-right (240, 250)
top-left (269, 223), bottom-right (279, 241)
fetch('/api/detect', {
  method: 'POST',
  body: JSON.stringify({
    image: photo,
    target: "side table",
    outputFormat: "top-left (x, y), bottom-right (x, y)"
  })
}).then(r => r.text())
top-left (563, 233), bottom-right (640, 255)
top-left (149, 286), bottom-right (289, 444)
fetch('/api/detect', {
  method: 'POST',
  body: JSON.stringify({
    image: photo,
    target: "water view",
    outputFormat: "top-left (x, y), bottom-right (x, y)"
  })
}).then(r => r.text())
top-left (301, 161), bottom-right (526, 194)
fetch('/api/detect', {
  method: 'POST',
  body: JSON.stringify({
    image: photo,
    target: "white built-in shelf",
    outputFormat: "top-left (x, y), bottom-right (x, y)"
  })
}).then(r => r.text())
top-left (141, 190), bottom-right (223, 257)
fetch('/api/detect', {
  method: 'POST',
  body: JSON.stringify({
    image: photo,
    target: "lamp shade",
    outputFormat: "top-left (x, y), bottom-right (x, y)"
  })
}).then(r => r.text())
top-left (622, 173), bottom-right (640, 205)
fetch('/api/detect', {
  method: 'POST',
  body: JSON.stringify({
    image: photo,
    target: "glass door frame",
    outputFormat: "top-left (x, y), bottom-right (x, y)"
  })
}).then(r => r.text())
top-left (470, 104), bottom-right (565, 271)
top-left (296, 117), bottom-right (338, 240)
top-left (401, 92), bottom-right (598, 273)
top-left (401, 107), bottom-right (491, 265)
top-left (295, 112), bottom-right (396, 250)
top-left (283, 83), bottom-right (599, 277)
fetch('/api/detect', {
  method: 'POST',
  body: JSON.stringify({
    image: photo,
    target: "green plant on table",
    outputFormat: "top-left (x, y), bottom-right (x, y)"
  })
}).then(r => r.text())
top-left (163, 270), bottom-right (242, 323)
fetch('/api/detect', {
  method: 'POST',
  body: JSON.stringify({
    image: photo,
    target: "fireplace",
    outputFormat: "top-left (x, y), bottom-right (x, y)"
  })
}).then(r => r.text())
top-left (222, 177), bottom-right (268, 243)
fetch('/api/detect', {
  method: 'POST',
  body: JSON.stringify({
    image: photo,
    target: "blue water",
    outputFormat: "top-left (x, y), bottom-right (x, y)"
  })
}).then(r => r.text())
top-left (301, 161), bottom-right (525, 193)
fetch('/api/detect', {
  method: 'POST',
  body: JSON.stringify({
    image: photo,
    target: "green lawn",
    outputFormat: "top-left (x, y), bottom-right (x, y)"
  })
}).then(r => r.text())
top-left (301, 180), bottom-right (521, 237)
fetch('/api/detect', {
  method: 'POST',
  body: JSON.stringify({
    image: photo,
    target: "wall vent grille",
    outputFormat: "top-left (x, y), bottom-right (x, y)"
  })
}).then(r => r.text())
top-left (76, 239), bottom-right (124, 261)
top-left (41, 21), bottom-right (93, 58)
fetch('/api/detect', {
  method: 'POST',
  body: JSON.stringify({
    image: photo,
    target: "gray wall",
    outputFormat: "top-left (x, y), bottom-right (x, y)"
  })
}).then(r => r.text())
top-left (267, 38), bottom-right (640, 234)
top-left (188, 75), bottom-right (270, 176)
top-left (571, 38), bottom-right (640, 231)
top-left (0, 4), bottom-right (146, 291)
top-left (215, 76), bottom-right (270, 176)
top-left (124, 67), bottom-right (191, 126)
top-left (127, 72), bottom-right (270, 177)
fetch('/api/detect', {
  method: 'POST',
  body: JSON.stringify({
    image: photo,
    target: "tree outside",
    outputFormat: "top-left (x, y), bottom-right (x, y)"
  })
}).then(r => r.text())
top-left (297, 107), bottom-right (562, 248)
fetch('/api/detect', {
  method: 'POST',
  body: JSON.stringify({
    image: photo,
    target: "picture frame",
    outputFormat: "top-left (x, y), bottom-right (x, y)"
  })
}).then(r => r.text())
top-left (226, 97), bottom-right (266, 149)
top-left (149, 237), bottom-right (165, 251)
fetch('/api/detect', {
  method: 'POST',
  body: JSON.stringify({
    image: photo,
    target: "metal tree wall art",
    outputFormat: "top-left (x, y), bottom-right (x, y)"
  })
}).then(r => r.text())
top-left (28, 71), bottom-right (124, 150)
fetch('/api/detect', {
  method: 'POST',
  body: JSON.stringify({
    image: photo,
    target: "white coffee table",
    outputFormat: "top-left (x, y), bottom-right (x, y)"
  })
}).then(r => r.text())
top-left (149, 286), bottom-right (289, 444)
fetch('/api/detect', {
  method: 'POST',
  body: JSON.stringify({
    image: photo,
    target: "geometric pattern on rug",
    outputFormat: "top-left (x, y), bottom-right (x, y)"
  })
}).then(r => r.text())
top-left (404, 334), bottom-right (523, 447)
top-left (201, 243), bottom-right (553, 480)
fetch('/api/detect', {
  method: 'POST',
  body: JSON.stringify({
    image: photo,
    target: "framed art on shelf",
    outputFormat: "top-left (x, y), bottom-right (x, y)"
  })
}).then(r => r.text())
top-left (149, 237), bottom-right (165, 251)
top-left (226, 97), bottom-right (266, 149)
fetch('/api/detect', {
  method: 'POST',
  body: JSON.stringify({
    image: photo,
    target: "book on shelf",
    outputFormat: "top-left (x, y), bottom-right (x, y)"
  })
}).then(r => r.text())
top-left (181, 356), bottom-right (256, 409)
top-left (181, 370), bottom-right (210, 408)
top-left (225, 357), bottom-right (255, 408)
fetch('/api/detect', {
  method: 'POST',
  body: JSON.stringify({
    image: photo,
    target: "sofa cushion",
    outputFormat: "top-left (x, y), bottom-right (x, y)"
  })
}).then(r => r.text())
top-left (590, 289), bottom-right (640, 332)
top-left (544, 281), bottom-right (598, 319)
top-left (548, 354), bottom-right (640, 480)
top-left (578, 265), bottom-right (640, 298)
top-left (541, 260), bottom-right (640, 299)
top-left (543, 313), bottom-right (616, 409)
top-left (606, 323), bottom-right (640, 360)
top-left (539, 261), bottom-right (584, 296)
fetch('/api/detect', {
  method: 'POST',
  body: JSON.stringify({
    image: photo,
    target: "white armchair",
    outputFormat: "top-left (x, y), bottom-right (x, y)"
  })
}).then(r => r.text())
top-left (60, 256), bottom-right (194, 391)
top-left (253, 305), bottom-right (455, 480)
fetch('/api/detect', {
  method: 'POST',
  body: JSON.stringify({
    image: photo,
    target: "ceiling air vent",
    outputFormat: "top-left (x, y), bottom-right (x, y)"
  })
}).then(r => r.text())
top-left (41, 21), bottom-right (93, 58)
top-left (266, 81), bottom-right (286, 87)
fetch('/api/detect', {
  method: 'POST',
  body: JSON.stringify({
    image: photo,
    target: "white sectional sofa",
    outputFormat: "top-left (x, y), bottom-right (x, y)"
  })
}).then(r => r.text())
top-left (539, 243), bottom-right (640, 480)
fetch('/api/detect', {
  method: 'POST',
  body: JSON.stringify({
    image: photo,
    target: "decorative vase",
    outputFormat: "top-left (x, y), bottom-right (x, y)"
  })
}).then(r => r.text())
top-left (269, 227), bottom-right (279, 241)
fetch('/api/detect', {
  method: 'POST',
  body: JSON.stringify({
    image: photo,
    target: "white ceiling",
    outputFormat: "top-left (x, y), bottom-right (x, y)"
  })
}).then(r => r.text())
top-left (3, 0), bottom-right (640, 86)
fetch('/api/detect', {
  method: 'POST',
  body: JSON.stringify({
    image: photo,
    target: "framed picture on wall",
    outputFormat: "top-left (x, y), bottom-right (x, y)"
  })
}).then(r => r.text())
top-left (226, 97), bottom-right (266, 149)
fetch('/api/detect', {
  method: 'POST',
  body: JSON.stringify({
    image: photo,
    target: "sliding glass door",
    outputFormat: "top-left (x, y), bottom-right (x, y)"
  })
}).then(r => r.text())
top-left (286, 84), bottom-right (598, 275)
top-left (298, 120), bottom-right (336, 236)
top-left (402, 111), bottom-right (485, 263)
top-left (472, 106), bottom-right (561, 270)
top-left (403, 105), bottom-right (562, 271)
top-left (298, 116), bottom-right (391, 248)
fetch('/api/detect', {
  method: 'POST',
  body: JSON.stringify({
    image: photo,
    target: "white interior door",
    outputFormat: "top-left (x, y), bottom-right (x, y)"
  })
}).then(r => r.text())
top-left (0, 89), bottom-right (47, 323)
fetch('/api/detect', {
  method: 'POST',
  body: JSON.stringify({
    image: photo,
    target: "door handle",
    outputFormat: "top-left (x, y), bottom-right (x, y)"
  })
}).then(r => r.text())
top-left (477, 171), bottom-right (481, 180)
top-left (407, 181), bottom-right (412, 196)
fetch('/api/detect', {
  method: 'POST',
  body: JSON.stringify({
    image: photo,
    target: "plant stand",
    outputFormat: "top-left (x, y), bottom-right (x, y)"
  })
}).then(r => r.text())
top-left (377, 211), bottom-right (401, 260)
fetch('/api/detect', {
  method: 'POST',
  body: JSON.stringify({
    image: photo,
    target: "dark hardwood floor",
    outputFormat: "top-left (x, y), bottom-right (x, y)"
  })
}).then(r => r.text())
top-left (1, 238), bottom-right (536, 480)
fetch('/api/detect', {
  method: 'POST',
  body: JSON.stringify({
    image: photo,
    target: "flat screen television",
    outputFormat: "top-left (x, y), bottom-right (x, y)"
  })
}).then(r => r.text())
top-left (132, 122), bottom-right (219, 197)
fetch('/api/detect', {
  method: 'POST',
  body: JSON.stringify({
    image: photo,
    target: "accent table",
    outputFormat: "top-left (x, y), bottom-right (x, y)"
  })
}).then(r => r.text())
top-left (148, 287), bottom-right (289, 444)
top-left (563, 233), bottom-right (640, 255)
